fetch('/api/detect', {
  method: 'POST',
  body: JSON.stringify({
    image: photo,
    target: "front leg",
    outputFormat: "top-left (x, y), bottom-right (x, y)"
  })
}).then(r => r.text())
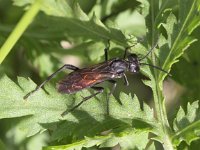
top-left (104, 40), bottom-right (110, 61)
top-left (123, 73), bottom-right (129, 86)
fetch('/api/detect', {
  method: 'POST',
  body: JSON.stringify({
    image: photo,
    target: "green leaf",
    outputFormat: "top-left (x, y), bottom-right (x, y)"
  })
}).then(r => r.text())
top-left (0, 74), bottom-right (71, 136)
top-left (1, 0), bottom-right (132, 78)
top-left (0, 74), bottom-right (156, 149)
top-left (5, 1), bottom-right (131, 78)
top-left (114, 9), bottom-right (146, 37)
top-left (143, 0), bottom-right (200, 149)
top-left (145, 0), bottom-right (200, 88)
top-left (59, 15), bottom-right (128, 45)
top-left (171, 28), bottom-right (200, 103)
top-left (158, 0), bottom-right (200, 83)
top-left (50, 93), bottom-right (156, 141)
top-left (3, 0), bottom-right (200, 149)
top-left (172, 101), bottom-right (200, 146)
top-left (13, 0), bottom-right (81, 18)
top-left (44, 129), bottom-right (150, 150)
top-left (13, 0), bottom-right (128, 46)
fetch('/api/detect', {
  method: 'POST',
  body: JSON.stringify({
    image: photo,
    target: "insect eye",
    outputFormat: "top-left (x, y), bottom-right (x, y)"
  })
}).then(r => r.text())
top-left (129, 64), bottom-right (140, 73)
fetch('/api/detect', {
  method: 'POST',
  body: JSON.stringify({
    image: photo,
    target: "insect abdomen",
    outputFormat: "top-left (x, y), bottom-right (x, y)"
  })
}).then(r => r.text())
top-left (57, 82), bottom-right (85, 94)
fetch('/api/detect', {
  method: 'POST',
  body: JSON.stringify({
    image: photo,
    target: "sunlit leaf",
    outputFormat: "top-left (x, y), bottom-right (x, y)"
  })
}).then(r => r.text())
top-left (172, 101), bottom-right (200, 146)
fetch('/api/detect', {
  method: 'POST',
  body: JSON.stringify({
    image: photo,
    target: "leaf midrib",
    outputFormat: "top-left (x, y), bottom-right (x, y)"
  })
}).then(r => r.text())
top-left (172, 119), bottom-right (200, 142)
top-left (159, 0), bottom-right (196, 80)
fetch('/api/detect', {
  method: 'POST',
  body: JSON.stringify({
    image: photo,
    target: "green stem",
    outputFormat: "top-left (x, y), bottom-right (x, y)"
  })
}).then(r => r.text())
top-left (0, 0), bottom-right (41, 64)
top-left (150, 0), bottom-right (173, 149)
top-left (153, 84), bottom-right (174, 149)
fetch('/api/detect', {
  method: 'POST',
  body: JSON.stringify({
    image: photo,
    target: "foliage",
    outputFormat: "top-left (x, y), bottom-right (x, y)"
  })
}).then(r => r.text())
top-left (173, 101), bottom-right (200, 146)
top-left (0, 0), bottom-right (200, 150)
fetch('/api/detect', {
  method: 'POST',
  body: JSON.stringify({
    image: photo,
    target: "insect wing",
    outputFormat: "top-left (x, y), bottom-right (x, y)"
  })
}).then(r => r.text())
top-left (57, 62), bottom-right (114, 94)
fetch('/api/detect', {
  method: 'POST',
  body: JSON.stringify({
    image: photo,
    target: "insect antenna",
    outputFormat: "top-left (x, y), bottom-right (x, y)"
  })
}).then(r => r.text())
top-left (139, 42), bottom-right (158, 61)
top-left (140, 62), bottom-right (171, 76)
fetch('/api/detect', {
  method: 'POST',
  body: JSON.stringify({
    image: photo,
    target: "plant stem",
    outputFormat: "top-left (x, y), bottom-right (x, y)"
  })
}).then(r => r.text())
top-left (150, 0), bottom-right (173, 149)
top-left (0, 0), bottom-right (41, 64)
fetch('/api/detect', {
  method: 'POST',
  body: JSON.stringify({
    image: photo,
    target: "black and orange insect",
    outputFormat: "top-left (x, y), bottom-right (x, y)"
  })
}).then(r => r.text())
top-left (24, 41), bottom-right (168, 116)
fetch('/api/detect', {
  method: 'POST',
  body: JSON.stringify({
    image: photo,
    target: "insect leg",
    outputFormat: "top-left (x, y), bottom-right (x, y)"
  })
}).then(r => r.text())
top-left (61, 87), bottom-right (104, 117)
top-left (106, 80), bottom-right (117, 115)
top-left (123, 73), bottom-right (129, 86)
top-left (24, 64), bottom-right (79, 99)
top-left (104, 40), bottom-right (110, 61)
top-left (123, 47), bottom-right (128, 59)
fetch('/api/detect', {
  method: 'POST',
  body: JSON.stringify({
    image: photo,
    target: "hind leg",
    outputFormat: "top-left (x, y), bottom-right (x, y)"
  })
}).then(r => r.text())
top-left (61, 87), bottom-right (104, 117)
top-left (24, 64), bottom-right (79, 99)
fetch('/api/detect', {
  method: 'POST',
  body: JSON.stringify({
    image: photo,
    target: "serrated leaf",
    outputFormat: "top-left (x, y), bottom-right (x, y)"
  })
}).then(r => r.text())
top-left (171, 27), bottom-right (200, 103)
top-left (172, 101), bottom-right (200, 146)
top-left (158, 0), bottom-right (200, 84)
top-left (143, 0), bottom-right (200, 149)
top-left (0, 74), bottom-right (71, 136)
top-left (13, 0), bottom-right (81, 18)
top-left (60, 16), bottom-right (127, 45)
top-left (44, 129), bottom-right (150, 150)
top-left (13, 0), bottom-right (128, 46)
top-left (0, 74), bottom-right (156, 148)
top-left (145, 0), bottom-right (200, 90)
top-left (7, 0), bottom-right (130, 79)
top-left (50, 93), bottom-right (156, 141)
